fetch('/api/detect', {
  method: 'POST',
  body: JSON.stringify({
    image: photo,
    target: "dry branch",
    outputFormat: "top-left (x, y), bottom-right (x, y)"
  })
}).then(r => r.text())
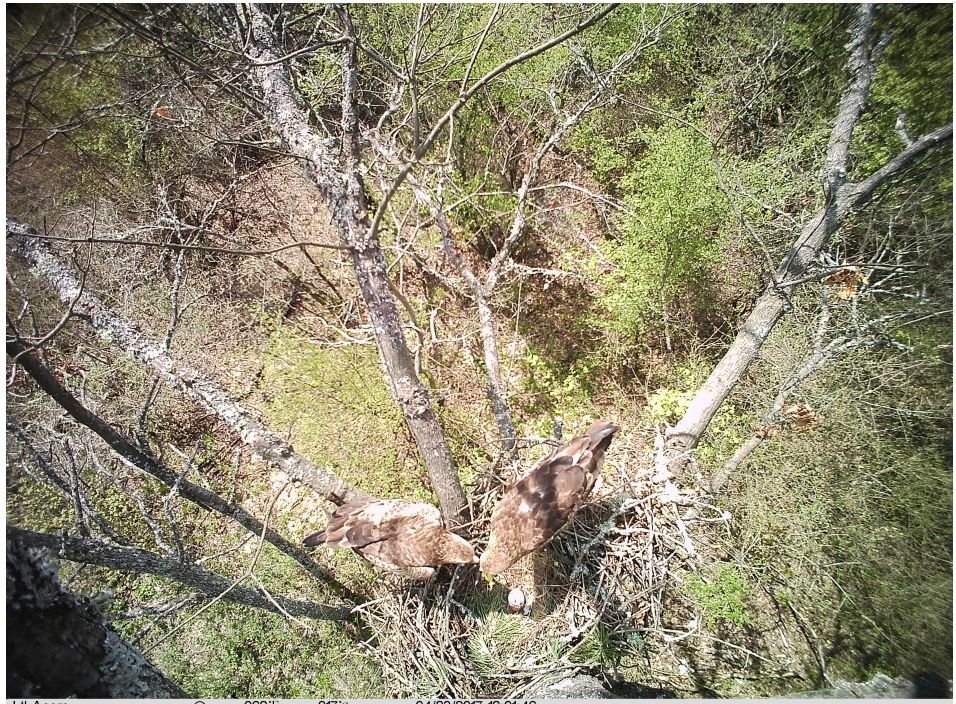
top-left (8, 526), bottom-right (349, 621)
top-left (666, 5), bottom-right (953, 475)
top-left (7, 337), bottom-right (356, 598)
top-left (7, 219), bottom-right (366, 508)
top-left (245, 4), bottom-right (468, 522)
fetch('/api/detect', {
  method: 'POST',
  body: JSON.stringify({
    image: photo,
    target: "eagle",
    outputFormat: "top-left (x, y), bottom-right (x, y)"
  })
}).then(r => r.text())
top-left (479, 420), bottom-right (619, 609)
top-left (304, 499), bottom-right (477, 580)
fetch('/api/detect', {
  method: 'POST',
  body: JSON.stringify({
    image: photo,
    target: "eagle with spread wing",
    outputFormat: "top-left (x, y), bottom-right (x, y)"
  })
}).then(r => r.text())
top-left (304, 499), bottom-right (477, 580)
top-left (479, 420), bottom-right (619, 604)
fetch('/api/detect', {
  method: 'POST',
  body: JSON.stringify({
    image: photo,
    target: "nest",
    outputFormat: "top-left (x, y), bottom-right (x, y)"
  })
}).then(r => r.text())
top-left (348, 426), bottom-right (730, 698)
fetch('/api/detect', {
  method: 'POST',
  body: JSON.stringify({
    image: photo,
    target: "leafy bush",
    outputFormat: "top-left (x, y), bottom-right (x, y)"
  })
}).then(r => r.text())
top-left (594, 125), bottom-right (734, 349)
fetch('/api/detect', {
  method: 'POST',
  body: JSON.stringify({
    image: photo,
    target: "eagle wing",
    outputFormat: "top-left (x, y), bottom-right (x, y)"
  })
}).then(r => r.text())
top-left (304, 500), bottom-right (391, 548)
top-left (360, 515), bottom-right (447, 568)
top-left (304, 500), bottom-right (447, 568)
top-left (491, 436), bottom-right (595, 554)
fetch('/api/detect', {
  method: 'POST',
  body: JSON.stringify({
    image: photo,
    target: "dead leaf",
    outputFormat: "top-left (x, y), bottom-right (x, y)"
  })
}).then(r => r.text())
top-left (822, 266), bottom-right (869, 300)
top-left (783, 403), bottom-right (821, 431)
top-left (755, 425), bottom-right (777, 439)
top-left (152, 106), bottom-right (174, 120)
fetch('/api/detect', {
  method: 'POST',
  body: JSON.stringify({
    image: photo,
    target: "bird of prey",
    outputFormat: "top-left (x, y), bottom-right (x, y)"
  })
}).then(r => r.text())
top-left (479, 420), bottom-right (620, 606)
top-left (304, 499), bottom-right (477, 580)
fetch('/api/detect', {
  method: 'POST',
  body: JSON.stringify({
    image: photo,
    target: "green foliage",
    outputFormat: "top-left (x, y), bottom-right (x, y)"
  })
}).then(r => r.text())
top-left (465, 589), bottom-right (529, 674)
top-left (143, 601), bottom-right (383, 698)
top-left (684, 565), bottom-right (752, 628)
top-left (727, 315), bottom-right (953, 677)
top-left (567, 124), bottom-right (632, 186)
top-left (467, 611), bottom-right (527, 674)
top-left (597, 125), bottom-right (734, 344)
top-left (521, 345), bottom-right (596, 416)
top-left (572, 623), bottom-right (624, 668)
top-left (645, 387), bottom-right (694, 424)
top-left (852, 5), bottom-right (953, 176)
top-left (260, 322), bottom-right (433, 502)
top-left (5, 468), bottom-right (71, 534)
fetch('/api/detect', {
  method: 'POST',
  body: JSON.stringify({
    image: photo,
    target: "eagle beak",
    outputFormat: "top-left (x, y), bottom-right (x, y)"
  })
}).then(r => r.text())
top-left (482, 572), bottom-right (495, 585)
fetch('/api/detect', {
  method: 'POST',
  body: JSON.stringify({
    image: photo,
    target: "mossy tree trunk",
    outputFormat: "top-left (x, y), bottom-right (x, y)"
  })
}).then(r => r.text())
top-left (7, 537), bottom-right (187, 697)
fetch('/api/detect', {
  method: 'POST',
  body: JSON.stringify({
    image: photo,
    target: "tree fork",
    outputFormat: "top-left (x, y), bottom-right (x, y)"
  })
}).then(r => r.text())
top-left (245, 4), bottom-right (468, 522)
top-left (665, 4), bottom-right (953, 479)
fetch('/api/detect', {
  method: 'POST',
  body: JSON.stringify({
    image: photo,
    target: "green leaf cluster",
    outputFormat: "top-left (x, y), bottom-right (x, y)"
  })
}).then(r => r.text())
top-left (684, 565), bottom-right (752, 628)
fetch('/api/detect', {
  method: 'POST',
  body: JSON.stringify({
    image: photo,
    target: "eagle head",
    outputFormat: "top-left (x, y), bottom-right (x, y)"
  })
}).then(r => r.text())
top-left (437, 532), bottom-right (479, 565)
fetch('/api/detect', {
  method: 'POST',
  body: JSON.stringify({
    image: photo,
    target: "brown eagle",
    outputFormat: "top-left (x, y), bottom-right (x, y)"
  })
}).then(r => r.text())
top-left (480, 420), bottom-right (619, 586)
top-left (304, 499), bottom-right (477, 580)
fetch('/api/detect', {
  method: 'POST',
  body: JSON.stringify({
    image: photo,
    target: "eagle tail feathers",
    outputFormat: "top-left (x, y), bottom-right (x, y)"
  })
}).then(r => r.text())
top-left (303, 529), bottom-right (327, 547)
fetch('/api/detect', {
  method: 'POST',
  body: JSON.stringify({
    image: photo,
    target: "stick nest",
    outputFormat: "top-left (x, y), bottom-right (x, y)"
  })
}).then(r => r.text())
top-left (350, 426), bottom-right (727, 697)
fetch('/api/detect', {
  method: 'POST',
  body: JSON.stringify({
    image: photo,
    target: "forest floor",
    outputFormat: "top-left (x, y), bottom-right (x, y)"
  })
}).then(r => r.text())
top-left (126, 166), bottom-right (817, 698)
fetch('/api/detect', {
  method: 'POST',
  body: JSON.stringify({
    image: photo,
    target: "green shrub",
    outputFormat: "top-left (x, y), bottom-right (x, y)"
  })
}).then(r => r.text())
top-left (598, 126), bottom-right (732, 343)
top-left (684, 565), bottom-right (752, 627)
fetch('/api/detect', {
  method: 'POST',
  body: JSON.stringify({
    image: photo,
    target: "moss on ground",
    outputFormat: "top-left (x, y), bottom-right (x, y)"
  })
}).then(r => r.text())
top-left (140, 600), bottom-right (384, 698)
top-left (260, 324), bottom-right (433, 502)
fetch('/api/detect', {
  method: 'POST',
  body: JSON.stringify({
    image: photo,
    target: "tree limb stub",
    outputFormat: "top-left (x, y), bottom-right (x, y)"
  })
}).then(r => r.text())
top-left (7, 219), bottom-right (366, 508)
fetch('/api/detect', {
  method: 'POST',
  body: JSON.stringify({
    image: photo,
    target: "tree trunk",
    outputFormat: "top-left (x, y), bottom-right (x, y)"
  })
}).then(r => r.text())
top-left (246, 5), bottom-right (467, 522)
top-left (8, 527), bottom-right (350, 621)
top-left (665, 4), bottom-right (953, 477)
top-left (347, 239), bottom-right (468, 521)
top-left (7, 337), bottom-right (356, 598)
top-left (7, 536), bottom-right (188, 697)
top-left (7, 221), bottom-right (366, 507)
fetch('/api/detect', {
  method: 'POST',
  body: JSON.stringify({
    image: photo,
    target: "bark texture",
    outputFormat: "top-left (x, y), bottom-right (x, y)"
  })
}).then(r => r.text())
top-left (7, 338), bottom-right (354, 597)
top-left (7, 220), bottom-right (365, 506)
top-left (666, 5), bottom-right (953, 475)
top-left (246, 5), bottom-right (467, 522)
top-left (9, 527), bottom-right (350, 621)
top-left (7, 537), bottom-right (187, 697)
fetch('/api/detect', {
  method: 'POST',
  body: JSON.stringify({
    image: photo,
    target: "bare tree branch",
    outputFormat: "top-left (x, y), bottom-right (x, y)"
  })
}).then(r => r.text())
top-left (8, 230), bottom-right (350, 255)
top-left (665, 5), bottom-right (953, 477)
top-left (7, 422), bottom-right (128, 545)
top-left (7, 336), bottom-right (359, 600)
top-left (7, 220), bottom-right (367, 509)
top-left (245, 3), bottom-right (468, 521)
top-left (8, 526), bottom-right (350, 621)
